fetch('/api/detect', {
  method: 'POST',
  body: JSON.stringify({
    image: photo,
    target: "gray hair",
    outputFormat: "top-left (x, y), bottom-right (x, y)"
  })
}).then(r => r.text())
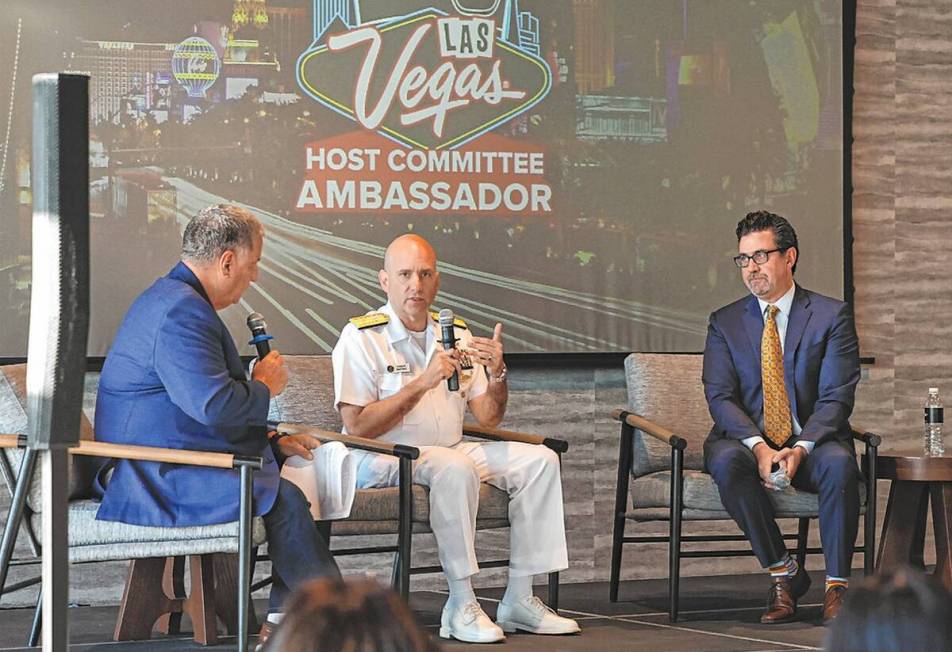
top-left (181, 204), bottom-right (263, 264)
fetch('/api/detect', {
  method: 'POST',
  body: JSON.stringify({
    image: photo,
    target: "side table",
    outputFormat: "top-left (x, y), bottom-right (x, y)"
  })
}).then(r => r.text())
top-left (876, 450), bottom-right (952, 589)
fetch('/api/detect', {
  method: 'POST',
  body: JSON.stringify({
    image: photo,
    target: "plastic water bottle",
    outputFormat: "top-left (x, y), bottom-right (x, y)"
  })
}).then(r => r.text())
top-left (925, 387), bottom-right (945, 456)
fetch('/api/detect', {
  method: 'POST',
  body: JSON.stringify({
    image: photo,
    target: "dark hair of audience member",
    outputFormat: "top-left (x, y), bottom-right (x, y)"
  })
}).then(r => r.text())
top-left (825, 567), bottom-right (952, 652)
top-left (263, 577), bottom-right (442, 652)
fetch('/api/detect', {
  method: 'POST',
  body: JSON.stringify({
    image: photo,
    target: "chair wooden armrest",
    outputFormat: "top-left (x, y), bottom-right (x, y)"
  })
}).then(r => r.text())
top-left (850, 427), bottom-right (882, 448)
top-left (0, 433), bottom-right (262, 470)
top-left (612, 409), bottom-right (687, 450)
top-left (461, 422), bottom-right (568, 453)
top-left (274, 422), bottom-right (420, 460)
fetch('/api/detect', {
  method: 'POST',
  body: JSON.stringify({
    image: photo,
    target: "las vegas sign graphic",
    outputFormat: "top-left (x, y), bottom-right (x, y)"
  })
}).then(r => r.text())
top-left (297, 0), bottom-right (552, 150)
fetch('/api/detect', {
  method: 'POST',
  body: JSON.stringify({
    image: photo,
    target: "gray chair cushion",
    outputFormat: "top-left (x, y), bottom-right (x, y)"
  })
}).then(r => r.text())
top-left (624, 353), bottom-right (710, 475)
top-left (334, 483), bottom-right (510, 536)
top-left (629, 469), bottom-right (866, 521)
top-left (36, 500), bottom-right (266, 564)
top-left (0, 364), bottom-right (102, 511)
top-left (349, 482), bottom-right (509, 522)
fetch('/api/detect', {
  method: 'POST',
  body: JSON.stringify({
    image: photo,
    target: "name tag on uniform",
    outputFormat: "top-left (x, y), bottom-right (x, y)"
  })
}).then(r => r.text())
top-left (387, 363), bottom-right (411, 374)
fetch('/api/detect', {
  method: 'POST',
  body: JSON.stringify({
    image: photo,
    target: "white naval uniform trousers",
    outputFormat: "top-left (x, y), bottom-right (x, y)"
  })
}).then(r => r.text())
top-left (332, 303), bottom-right (570, 580)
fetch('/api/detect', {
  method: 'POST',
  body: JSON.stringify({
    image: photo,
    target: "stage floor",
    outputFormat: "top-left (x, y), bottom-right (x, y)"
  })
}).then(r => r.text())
top-left (0, 571), bottom-right (834, 651)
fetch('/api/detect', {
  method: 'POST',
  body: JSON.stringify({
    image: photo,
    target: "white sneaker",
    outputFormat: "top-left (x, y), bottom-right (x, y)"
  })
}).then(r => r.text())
top-left (440, 600), bottom-right (506, 643)
top-left (496, 596), bottom-right (581, 635)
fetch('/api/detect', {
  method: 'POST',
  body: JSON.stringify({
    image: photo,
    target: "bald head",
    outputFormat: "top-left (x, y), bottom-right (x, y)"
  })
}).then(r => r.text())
top-left (379, 234), bottom-right (440, 330)
top-left (383, 234), bottom-right (437, 272)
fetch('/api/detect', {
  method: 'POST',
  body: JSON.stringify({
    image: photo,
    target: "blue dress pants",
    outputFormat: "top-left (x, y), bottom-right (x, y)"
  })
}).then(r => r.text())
top-left (263, 479), bottom-right (340, 612)
top-left (704, 438), bottom-right (861, 577)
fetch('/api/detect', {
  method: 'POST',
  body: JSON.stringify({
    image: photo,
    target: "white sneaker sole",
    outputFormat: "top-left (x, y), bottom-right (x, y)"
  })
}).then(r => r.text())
top-left (439, 626), bottom-right (506, 643)
top-left (497, 620), bottom-right (582, 635)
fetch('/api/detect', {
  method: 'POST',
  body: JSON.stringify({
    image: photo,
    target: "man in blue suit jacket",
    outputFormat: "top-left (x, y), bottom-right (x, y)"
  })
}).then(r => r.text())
top-left (94, 204), bottom-right (339, 642)
top-left (703, 211), bottom-right (860, 625)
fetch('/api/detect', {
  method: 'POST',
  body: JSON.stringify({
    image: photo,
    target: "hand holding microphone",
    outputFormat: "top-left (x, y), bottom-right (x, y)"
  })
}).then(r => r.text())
top-left (438, 309), bottom-right (460, 391)
top-left (247, 312), bottom-right (288, 396)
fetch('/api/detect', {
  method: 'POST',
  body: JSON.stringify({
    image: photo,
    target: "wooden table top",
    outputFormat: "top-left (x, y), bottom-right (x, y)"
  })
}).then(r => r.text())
top-left (876, 449), bottom-right (952, 481)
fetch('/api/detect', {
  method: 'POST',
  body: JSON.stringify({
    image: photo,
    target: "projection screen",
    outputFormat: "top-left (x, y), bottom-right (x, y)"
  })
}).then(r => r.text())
top-left (0, 0), bottom-right (847, 355)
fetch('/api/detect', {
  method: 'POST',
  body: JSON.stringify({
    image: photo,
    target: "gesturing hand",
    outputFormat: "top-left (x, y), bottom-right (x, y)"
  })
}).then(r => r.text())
top-left (468, 323), bottom-right (505, 378)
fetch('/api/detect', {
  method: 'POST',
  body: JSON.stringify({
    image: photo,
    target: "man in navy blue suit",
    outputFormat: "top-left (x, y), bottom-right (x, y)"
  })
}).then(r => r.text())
top-left (94, 204), bottom-right (339, 644)
top-left (702, 211), bottom-right (860, 625)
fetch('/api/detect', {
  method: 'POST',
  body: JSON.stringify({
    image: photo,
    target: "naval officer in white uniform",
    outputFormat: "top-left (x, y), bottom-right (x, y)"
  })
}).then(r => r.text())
top-left (331, 234), bottom-right (579, 643)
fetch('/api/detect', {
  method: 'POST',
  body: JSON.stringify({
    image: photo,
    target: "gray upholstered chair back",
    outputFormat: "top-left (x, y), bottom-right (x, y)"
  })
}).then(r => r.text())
top-left (268, 355), bottom-right (342, 431)
top-left (624, 353), bottom-right (711, 476)
top-left (0, 363), bottom-right (100, 511)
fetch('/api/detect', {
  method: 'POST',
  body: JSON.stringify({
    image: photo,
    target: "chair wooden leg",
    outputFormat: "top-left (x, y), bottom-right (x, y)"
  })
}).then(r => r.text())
top-left (547, 571), bottom-right (559, 611)
top-left (213, 552), bottom-right (255, 636)
top-left (796, 518), bottom-right (810, 569)
top-left (154, 557), bottom-right (186, 635)
top-left (114, 558), bottom-right (182, 641)
top-left (183, 555), bottom-right (219, 645)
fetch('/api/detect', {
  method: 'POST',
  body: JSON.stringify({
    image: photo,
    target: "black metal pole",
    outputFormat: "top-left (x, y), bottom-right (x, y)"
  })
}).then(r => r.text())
top-left (0, 447), bottom-right (38, 597)
top-left (610, 421), bottom-right (634, 602)
top-left (669, 447), bottom-right (684, 623)
top-left (237, 464), bottom-right (253, 652)
top-left (398, 456), bottom-right (413, 598)
top-left (865, 442), bottom-right (878, 574)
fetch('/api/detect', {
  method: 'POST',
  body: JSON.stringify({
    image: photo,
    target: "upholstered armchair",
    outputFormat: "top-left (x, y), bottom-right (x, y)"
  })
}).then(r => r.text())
top-left (609, 353), bottom-right (879, 622)
top-left (0, 363), bottom-right (264, 650)
top-left (269, 355), bottom-right (568, 607)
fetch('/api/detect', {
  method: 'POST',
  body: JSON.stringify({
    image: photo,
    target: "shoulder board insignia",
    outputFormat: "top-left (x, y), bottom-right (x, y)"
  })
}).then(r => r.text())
top-left (429, 311), bottom-right (468, 330)
top-left (349, 312), bottom-right (390, 329)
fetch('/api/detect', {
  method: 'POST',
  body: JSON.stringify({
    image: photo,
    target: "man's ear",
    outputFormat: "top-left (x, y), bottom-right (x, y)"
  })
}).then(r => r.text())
top-left (378, 268), bottom-right (388, 293)
top-left (786, 247), bottom-right (798, 270)
top-left (220, 249), bottom-right (236, 277)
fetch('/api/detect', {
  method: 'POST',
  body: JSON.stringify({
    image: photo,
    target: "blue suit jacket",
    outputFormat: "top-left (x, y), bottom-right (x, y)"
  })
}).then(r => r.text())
top-left (702, 285), bottom-right (860, 448)
top-left (94, 262), bottom-right (279, 526)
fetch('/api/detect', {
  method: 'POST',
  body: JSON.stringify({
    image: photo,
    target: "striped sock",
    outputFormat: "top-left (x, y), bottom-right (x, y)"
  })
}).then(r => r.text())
top-left (825, 577), bottom-right (848, 591)
top-left (768, 554), bottom-right (799, 578)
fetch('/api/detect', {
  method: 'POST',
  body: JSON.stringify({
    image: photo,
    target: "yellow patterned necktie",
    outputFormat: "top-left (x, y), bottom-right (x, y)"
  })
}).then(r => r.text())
top-left (762, 305), bottom-right (792, 448)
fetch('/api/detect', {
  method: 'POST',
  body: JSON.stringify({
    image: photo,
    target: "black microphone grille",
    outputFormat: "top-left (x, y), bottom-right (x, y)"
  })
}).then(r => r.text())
top-left (247, 312), bottom-right (267, 331)
top-left (438, 308), bottom-right (454, 326)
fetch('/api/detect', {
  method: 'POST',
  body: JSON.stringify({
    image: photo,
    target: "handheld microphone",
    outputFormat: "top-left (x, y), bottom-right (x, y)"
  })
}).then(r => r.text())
top-left (246, 312), bottom-right (274, 359)
top-left (438, 308), bottom-right (459, 392)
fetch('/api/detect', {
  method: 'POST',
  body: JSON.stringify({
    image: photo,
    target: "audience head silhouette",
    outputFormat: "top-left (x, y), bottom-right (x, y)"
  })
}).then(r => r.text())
top-left (263, 577), bottom-right (442, 652)
top-left (825, 567), bottom-right (952, 652)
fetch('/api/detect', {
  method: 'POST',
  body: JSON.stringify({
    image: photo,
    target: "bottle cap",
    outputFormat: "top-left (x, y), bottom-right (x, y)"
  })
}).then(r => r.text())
top-left (930, 387), bottom-right (940, 393)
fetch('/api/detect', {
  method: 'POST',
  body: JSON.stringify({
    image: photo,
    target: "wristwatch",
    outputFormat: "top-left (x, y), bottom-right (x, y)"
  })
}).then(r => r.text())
top-left (488, 364), bottom-right (508, 383)
top-left (268, 430), bottom-right (289, 444)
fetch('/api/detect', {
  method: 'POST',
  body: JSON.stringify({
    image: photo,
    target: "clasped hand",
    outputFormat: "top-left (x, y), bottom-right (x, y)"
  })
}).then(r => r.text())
top-left (753, 443), bottom-right (807, 490)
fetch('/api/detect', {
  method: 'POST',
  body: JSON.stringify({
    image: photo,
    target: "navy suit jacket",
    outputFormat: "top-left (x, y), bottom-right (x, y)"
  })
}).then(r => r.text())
top-left (94, 262), bottom-right (279, 526)
top-left (702, 285), bottom-right (860, 448)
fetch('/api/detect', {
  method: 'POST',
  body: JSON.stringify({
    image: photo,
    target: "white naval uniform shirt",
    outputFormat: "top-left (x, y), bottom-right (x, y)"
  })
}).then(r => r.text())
top-left (331, 302), bottom-right (488, 448)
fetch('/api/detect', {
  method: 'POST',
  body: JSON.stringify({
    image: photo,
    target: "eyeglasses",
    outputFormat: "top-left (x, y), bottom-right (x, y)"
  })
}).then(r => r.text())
top-left (732, 248), bottom-right (786, 268)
